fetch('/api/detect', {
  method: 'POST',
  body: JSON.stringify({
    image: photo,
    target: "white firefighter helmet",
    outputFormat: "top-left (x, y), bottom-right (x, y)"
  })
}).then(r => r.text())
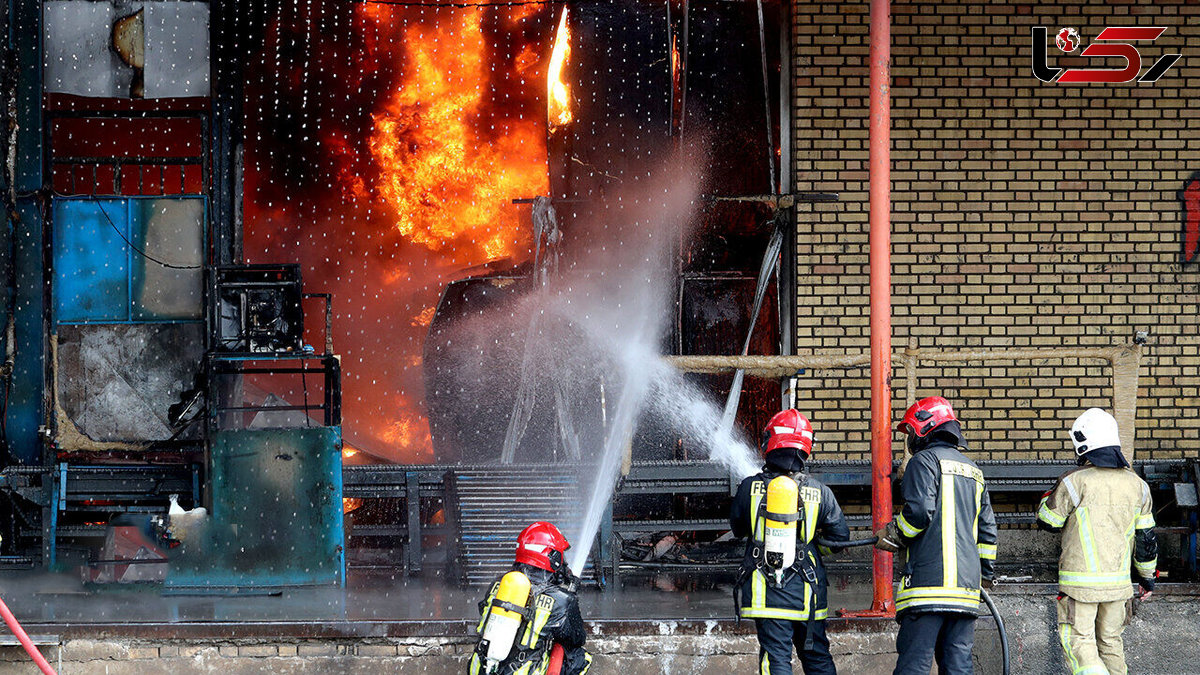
top-left (1070, 408), bottom-right (1120, 456)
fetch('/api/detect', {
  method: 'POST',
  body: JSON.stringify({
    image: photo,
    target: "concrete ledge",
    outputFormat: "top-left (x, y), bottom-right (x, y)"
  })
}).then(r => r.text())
top-left (5, 590), bottom-right (1200, 674)
top-left (14, 616), bottom-right (903, 640)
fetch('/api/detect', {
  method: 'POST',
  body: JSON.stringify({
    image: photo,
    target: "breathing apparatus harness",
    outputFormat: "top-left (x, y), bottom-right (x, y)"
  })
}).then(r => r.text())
top-left (758, 472), bottom-right (819, 588)
top-left (734, 470), bottom-right (821, 649)
top-left (475, 562), bottom-right (575, 674)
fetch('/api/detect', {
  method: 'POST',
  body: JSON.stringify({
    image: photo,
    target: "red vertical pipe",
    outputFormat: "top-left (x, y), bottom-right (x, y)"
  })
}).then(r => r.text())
top-left (868, 0), bottom-right (895, 613)
top-left (0, 595), bottom-right (56, 674)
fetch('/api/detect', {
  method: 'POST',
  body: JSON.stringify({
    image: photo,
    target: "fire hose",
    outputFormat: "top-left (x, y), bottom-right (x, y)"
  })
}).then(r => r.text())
top-left (0, 594), bottom-right (57, 675)
top-left (815, 537), bottom-right (1010, 675)
top-left (979, 586), bottom-right (1010, 675)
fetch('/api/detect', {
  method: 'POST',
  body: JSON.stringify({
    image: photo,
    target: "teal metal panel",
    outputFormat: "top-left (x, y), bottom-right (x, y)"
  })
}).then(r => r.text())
top-left (9, 0), bottom-right (46, 464)
top-left (165, 427), bottom-right (345, 593)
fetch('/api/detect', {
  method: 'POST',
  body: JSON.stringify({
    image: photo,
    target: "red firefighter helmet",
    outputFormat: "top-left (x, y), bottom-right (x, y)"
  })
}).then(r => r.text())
top-left (762, 409), bottom-right (815, 458)
top-left (514, 521), bottom-right (570, 572)
top-left (898, 396), bottom-right (958, 438)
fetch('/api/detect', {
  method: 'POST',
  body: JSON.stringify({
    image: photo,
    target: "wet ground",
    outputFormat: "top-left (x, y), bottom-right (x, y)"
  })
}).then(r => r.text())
top-left (0, 569), bottom-right (879, 624)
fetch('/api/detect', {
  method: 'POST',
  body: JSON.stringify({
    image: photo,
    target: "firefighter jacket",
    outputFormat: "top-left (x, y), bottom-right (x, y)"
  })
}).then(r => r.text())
top-left (893, 442), bottom-right (999, 615)
top-left (469, 565), bottom-right (592, 675)
top-left (1036, 464), bottom-right (1158, 603)
top-left (730, 469), bottom-right (849, 622)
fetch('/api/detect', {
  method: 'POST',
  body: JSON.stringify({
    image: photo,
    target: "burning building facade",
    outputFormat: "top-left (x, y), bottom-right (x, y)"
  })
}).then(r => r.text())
top-left (0, 0), bottom-right (796, 583)
top-left (242, 0), bottom-right (789, 467)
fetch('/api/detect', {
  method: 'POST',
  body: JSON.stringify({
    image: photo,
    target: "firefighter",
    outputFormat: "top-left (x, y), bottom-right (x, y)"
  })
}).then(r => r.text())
top-left (875, 396), bottom-right (998, 675)
top-left (1036, 408), bottom-right (1157, 675)
top-left (730, 409), bottom-right (850, 675)
top-left (469, 521), bottom-right (592, 675)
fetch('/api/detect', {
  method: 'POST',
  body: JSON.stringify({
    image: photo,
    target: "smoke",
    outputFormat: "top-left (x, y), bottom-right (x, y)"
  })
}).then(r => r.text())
top-left (431, 150), bottom-right (758, 574)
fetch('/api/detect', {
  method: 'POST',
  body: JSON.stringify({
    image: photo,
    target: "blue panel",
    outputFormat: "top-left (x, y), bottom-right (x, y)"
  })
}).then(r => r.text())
top-left (53, 198), bottom-right (130, 322)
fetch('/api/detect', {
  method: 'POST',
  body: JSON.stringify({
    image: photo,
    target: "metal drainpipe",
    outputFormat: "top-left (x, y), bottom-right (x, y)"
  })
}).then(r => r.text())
top-left (867, 0), bottom-right (895, 615)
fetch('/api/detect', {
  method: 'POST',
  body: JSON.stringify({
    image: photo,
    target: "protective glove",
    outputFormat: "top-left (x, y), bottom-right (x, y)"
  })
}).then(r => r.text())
top-left (1138, 570), bottom-right (1157, 594)
top-left (557, 566), bottom-right (580, 593)
top-left (980, 578), bottom-right (994, 590)
top-left (874, 521), bottom-right (903, 553)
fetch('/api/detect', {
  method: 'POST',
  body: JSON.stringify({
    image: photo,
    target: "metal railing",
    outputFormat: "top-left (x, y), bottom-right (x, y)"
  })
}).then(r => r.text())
top-left (666, 340), bottom-right (1143, 459)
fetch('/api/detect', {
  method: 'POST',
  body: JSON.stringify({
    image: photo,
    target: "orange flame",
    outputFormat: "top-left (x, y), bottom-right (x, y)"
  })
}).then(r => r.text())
top-left (547, 8), bottom-right (573, 131)
top-left (247, 5), bottom-right (559, 465)
top-left (671, 34), bottom-right (684, 135)
top-left (671, 35), bottom-right (680, 77)
top-left (411, 306), bottom-right (437, 327)
top-left (368, 9), bottom-right (546, 265)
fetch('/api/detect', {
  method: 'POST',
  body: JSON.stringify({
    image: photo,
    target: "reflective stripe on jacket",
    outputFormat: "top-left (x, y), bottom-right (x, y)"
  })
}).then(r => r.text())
top-left (469, 573), bottom-right (591, 675)
top-left (895, 443), bottom-right (998, 615)
top-left (730, 471), bottom-right (849, 622)
top-left (1037, 465), bottom-right (1157, 603)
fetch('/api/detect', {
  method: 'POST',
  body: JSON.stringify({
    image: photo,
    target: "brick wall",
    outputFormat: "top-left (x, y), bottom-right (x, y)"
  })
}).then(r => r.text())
top-left (790, 0), bottom-right (1200, 460)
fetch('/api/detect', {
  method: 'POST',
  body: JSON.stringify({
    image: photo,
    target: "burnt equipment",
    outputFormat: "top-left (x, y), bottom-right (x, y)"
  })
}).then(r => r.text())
top-left (210, 264), bottom-right (304, 354)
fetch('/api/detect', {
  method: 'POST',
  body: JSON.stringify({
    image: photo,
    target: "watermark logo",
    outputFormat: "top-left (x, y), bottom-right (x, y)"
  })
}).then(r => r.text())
top-left (1032, 27), bottom-right (1182, 84)
top-left (1056, 28), bottom-right (1080, 53)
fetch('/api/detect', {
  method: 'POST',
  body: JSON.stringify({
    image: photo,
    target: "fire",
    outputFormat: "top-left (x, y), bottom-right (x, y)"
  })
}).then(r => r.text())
top-left (671, 33), bottom-right (684, 135)
top-left (246, 4), bottom-right (561, 464)
top-left (381, 417), bottom-right (433, 456)
top-left (547, 8), bottom-right (573, 131)
top-left (411, 306), bottom-right (437, 327)
top-left (368, 9), bottom-right (547, 265)
top-left (671, 34), bottom-right (680, 77)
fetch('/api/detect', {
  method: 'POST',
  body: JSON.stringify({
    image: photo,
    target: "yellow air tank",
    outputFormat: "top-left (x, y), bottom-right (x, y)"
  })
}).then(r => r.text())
top-left (764, 475), bottom-right (800, 584)
top-left (481, 570), bottom-right (532, 673)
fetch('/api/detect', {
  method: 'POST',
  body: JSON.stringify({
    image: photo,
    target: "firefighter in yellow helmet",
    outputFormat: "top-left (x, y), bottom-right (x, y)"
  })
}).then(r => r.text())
top-left (469, 522), bottom-right (591, 675)
top-left (730, 409), bottom-right (849, 674)
top-left (1037, 408), bottom-right (1157, 675)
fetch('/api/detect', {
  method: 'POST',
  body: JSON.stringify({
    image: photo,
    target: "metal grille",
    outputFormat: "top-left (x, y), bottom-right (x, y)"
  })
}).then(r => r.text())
top-left (47, 110), bottom-right (209, 197)
top-left (449, 467), bottom-right (589, 586)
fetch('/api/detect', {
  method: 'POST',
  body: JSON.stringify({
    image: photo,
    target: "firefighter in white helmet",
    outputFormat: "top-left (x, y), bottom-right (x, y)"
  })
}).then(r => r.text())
top-left (1037, 408), bottom-right (1157, 675)
top-left (730, 409), bottom-right (850, 675)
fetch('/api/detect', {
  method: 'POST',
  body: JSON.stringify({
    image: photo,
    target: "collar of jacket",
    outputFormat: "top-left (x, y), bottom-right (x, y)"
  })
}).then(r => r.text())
top-left (1080, 445), bottom-right (1130, 469)
top-left (909, 421), bottom-right (969, 454)
top-left (765, 447), bottom-right (808, 474)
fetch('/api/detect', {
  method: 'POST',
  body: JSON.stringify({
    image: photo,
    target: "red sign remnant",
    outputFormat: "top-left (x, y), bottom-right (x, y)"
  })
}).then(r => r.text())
top-left (1183, 174), bottom-right (1200, 264)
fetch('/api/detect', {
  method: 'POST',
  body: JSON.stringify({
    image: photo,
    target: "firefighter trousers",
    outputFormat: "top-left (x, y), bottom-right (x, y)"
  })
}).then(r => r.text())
top-left (755, 618), bottom-right (836, 675)
top-left (1056, 595), bottom-right (1130, 675)
top-left (892, 611), bottom-right (976, 675)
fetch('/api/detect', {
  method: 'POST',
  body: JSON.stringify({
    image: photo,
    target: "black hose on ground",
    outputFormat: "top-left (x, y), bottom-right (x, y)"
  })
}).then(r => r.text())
top-left (980, 588), bottom-right (1010, 675)
top-left (813, 537), bottom-right (1011, 675)
top-left (814, 536), bottom-right (879, 549)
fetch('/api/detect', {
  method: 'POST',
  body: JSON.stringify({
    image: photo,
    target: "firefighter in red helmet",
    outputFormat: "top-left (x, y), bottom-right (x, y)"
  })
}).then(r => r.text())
top-left (730, 409), bottom-right (850, 675)
top-left (469, 522), bottom-right (592, 675)
top-left (877, 396), bottom-right (998, 675)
